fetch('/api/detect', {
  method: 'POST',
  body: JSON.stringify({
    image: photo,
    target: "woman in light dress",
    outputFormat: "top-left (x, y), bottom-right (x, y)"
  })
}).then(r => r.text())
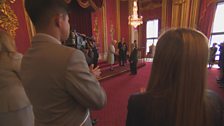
top-left (108, 40), bottom-right (116, 70)
top-left (0, 30), bottom-right (34, 126)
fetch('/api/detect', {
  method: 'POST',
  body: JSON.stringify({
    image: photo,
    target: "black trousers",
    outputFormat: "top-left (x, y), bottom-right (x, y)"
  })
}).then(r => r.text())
top-left (130, 62), bottom-right (137, 74)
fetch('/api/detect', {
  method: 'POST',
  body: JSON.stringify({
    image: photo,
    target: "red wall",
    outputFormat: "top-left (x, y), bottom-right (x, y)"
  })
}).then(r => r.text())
top-left (91, 9), bottom-right (104, 53)
top-left (11, 0), bottom-right (31, 54)
top-left (120, 1), bottom-right (129, 44)
top-left (106, 0), bottom-right (117, 45)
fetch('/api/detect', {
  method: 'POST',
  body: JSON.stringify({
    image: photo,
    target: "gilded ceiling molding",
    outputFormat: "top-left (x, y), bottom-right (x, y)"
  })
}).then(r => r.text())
top-left (140, 3), bottom-right (162, 11)
top-left (161, 0), bottom-right (167, 33)
top-left (116, 0), bottom-right (120, 40)
top-left (0, 0), bottom-right (19, 38)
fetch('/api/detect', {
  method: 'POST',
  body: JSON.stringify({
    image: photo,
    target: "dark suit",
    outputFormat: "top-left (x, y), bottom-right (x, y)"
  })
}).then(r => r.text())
top-left (118, 41), bottom-right (125, 66)
top-left (129, 48), bottom-right (138, 74)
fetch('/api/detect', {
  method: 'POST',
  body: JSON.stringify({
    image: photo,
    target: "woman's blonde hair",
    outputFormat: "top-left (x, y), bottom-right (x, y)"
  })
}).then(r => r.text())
top-left (147, 28), bottom-right (209, 126)
top-left (0, 30), bottom-right (16, 53)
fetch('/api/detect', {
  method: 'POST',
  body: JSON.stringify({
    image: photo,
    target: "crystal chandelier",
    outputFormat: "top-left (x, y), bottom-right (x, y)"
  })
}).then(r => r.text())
top-left (128, 0), bottom-right (143, 28)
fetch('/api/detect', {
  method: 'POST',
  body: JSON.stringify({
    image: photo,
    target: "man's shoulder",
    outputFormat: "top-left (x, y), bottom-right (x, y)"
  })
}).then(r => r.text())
top-left (53, 45), bottom-right (80, 54)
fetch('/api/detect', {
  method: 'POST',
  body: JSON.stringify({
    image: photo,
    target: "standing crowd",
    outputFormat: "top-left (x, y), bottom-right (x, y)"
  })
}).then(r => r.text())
top-left (0, 0), bottom-right (223, 126)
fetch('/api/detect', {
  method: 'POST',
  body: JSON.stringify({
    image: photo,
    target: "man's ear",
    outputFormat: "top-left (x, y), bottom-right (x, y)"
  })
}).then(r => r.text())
top-left (54, 15), bottom-right (61, 27)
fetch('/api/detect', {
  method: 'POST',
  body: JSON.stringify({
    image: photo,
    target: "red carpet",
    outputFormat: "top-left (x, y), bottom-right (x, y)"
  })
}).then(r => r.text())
top-left (98, 60), bottom-right (146, 81)
top-left (207, 68), bottom-right (224, 99)
top-left (92, 62), bottom-right (224, 126)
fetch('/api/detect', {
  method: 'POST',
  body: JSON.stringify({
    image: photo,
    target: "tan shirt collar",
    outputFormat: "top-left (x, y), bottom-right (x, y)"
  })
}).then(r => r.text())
top-left (32, 33), bottom-right (62, 45)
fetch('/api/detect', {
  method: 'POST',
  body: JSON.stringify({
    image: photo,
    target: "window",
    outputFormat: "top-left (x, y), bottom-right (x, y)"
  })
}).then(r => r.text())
top-left (210, 2), bottom-right (224, 60)
top-left (146, 19), bottom-right (158, 53)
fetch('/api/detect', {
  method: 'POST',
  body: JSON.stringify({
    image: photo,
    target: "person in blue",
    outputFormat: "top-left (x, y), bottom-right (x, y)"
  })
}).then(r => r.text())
top-left (217, 42), bottom-right (224, 87)
top-left (208, 43), bottom-right (217, 68)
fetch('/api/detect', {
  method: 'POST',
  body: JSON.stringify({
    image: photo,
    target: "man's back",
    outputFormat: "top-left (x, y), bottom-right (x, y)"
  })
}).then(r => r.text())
top-left (21, 34), bottom-right (106, 126)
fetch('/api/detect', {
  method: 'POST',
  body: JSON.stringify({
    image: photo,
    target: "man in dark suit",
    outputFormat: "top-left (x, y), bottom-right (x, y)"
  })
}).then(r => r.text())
top-left (129, 47), bottom-right (138, 75)
top-left (21, 0), bottom-right (106, 126)
top-left (217, 42), bottom-right (224, 87)
top-left (118, 38), bottom-right (126, 66)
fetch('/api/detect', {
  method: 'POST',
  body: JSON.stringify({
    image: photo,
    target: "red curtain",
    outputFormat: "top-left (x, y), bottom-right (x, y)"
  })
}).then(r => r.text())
top-left (76, 0), bottom-right (103, 10)
top-left (198, 0), bottom-right (217, 38)
top-left (69, 1), bottom-right (93, 36)
top-left (120, 1), bottom-right (129, 45)
top-left (11, 0), bottom-right (31, 54)
top-left (68, 0), bottom-right (103, 36)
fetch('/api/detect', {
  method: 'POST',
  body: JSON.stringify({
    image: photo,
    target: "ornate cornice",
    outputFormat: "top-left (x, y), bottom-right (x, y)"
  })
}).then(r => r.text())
top-left (76, 0), bottom-right (101, 11)
top-left (0, 0), bottom-right (18, 38)
top-left (140, 2), bottom-right (162, 11)
top-left (77, 0), bottom-right (90, 8)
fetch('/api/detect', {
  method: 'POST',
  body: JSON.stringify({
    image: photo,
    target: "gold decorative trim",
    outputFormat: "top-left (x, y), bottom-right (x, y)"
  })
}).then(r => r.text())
top-left (128, 0), bottom-right (132, 52)
top-left (0, 0), bottom-right (19, 38)
top-left (102, 0), bottom-right (108, 56)
top-left (189, 0), bottom-right (200, 28)
top-left (161, 0), bottom-right (167, 33)
top-left (180, 0), bottom-right (189, 27)
top-left (77, 0), bottom-right (101, 11)
top-left (173, 0), bottom-right (185, 5)
top-left (116, 0), bottom-right (120, 40)
top-left (89, 0), bottom-right (98, 10)
top-left (77, 0), bottom-right (90, 8)
top-left (140, 3), bottom-right (162, 11)
top-left (93, 17), bottom-right (99, 43)
top-left (22, 0), bottom-right (35, 41)
top-left (171, 1), bottom-right (179, 27)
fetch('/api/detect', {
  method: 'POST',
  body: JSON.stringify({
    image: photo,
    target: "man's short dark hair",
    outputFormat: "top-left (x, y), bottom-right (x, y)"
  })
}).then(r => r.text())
top-left (25, 0), bottom-right (69, 26)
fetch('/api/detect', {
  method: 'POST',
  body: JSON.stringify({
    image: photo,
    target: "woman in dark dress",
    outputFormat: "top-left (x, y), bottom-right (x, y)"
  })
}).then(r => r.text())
top-left (126, 28), bottom-right (224, 126)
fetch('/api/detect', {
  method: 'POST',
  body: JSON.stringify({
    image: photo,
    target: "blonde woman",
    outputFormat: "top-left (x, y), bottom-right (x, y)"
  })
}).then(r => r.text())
top-left (126, 28), bottom-right (224, 126)
top-left (108, 40), bottom-right (116, 70)
top-left (0, 30), bottom-right (34, 126)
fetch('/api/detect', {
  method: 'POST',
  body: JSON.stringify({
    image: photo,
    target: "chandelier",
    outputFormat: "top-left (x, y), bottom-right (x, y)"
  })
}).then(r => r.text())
top-left (128, 0), bottom-right (143, 28)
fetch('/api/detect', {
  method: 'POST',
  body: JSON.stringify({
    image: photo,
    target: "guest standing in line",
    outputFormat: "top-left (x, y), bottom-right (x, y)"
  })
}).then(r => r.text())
top-left (123, 42), bottom-right (128, 65)
top-left (0, 30), bottom-right (34, 126)
top-left (91, 41), bottom-right (99, 68)
top-left (118, 38), bottom-right (125, 66)
top-left (129, 46), bottom-right (138, 75)
top-left (126, 28), bottom-right (224, 126)
top-left (208, 43), bottom-right (217, 68)
top-left (217, 42), bottom-right (224, 87)
top-left (108, 40), bottom-right (116, 71)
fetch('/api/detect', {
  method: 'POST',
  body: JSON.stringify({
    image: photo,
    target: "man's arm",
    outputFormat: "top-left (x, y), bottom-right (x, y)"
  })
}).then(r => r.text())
top-left (64, 49), bottom-right (107, 109)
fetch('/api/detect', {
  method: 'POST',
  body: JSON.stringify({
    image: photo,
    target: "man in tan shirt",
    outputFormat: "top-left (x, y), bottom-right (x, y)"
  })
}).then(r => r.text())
top-left (21, 0), bottom-right (106, 126)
